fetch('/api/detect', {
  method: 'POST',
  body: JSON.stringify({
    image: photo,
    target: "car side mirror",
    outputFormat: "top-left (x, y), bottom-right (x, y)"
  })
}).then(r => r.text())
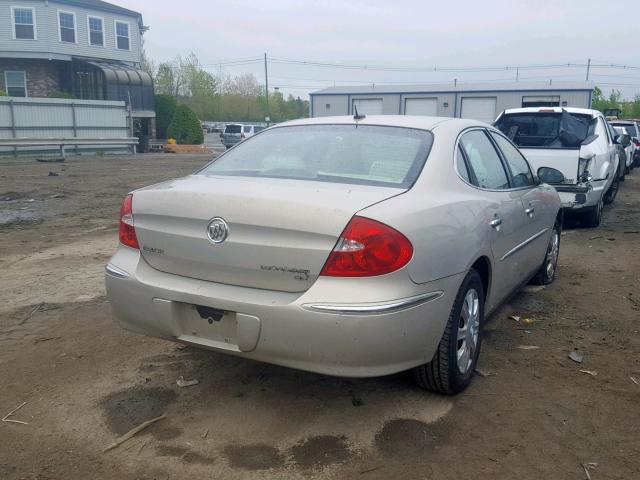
top-left (615, 133), bottom-right (631, 146)
top-left (537, 167), bottom-right (565, 184)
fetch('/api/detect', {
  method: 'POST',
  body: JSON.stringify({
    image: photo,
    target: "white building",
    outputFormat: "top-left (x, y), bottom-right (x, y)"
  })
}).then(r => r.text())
top-left (310, 82), bottom-right (594, 123)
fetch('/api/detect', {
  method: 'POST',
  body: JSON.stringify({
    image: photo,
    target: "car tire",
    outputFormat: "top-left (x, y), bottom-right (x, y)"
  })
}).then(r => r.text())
top-left (582, 195), bottom-right (603, 228)
top-left (603, 175), bottom-right (619, 205)
top-left (531, 221), bottom-right (561, 285)
top-left (414, 269), bottom-right (484, 395)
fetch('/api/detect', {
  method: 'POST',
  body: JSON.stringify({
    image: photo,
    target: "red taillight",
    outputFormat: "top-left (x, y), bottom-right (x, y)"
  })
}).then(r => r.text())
top-left (320, 216), bottom-right (413, 277)
top-left (119, 193), bottom-right (139, 249)
top-left (634, 139), bottom-right (640, 147)
top-left (241, 133), bottom-right (246, 139)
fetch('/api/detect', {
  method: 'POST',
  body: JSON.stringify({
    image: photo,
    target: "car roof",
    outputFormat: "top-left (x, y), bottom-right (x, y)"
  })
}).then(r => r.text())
top-left (271, 115), bottom-right (488, 131)
top-left (502, 107), bottom-right (601, 117)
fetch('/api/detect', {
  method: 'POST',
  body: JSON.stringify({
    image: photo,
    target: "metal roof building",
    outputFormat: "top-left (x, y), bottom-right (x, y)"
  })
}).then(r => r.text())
top-left (309, 81), bottom-right (594, 123)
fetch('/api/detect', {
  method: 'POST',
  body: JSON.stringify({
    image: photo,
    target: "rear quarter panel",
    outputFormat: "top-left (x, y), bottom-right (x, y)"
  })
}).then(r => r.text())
top-left (358, 124), bottom-right (494, 286)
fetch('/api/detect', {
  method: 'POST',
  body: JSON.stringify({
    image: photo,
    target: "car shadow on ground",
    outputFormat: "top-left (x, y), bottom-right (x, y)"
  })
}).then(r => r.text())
top-left (98, 344), bottom-right (454, 473)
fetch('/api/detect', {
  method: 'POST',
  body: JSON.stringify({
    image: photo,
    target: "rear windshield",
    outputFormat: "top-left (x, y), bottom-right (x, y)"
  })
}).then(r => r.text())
top-left (199, 124), bottom-right (433, 188)
top-left (611, 123), bottom-right (637, 136)
top-left (225, 125), bottom-right (242, 134)
top-left (495, 111), bottom-right (595, 148)
top-left (253, 126), bottom-right (265, 133)
top-left (243, 126), bottom-right (252, 133)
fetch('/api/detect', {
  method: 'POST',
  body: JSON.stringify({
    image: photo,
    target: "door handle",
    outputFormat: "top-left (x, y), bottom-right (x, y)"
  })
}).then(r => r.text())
top-left (489, 217), bottom-right (502, 228)
top-left (525, 207), bottom-right (535, 215)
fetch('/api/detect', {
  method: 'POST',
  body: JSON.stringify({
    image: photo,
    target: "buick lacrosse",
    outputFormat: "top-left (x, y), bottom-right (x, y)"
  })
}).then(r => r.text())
top-left (106, 115), bottom-right (562, 394)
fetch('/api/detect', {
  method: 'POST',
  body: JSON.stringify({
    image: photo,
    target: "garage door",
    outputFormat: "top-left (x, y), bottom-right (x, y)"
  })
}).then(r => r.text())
top-left (460, 97), bottom-right (497, 123)
top-left (404, 98), bottom-right (438, 116)
top-left (352, 98), bottom-right (383, 115)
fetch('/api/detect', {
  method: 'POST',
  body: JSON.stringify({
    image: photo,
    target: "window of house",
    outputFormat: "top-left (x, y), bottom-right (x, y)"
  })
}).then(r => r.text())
top-left (5, 71), bottom-right (27, 97)
top-left (115, 21), bottom-right (130, 50)
top-left (12, 7), bottom-right (36, 40)
top-left (88, 16), bottom-right (104, 46)
top-left (58, 11), bottom-right (76, 43)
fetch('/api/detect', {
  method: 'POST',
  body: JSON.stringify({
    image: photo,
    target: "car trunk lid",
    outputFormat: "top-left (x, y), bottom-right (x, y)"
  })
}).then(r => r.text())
top-left (132, 175), bottom-right (403, 292)
top-left (520, 148), bottom-right (581, 184)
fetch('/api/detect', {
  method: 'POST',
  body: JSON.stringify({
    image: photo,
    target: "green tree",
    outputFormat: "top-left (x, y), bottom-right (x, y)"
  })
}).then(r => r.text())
top-left (140, 37), bottom-right (155, 79)
top-left (154, 94), bottom-right (177, 139)
top-left (167, 104), bottom-right (204, 144)
top-left (591, 86), bottom-right (607, 112)
top-left (150, 52), bottom-right (309, 123)
top-left (631, 95), bottom-right (640, 118)
top-left (155, 62), bottom-right (179, 97)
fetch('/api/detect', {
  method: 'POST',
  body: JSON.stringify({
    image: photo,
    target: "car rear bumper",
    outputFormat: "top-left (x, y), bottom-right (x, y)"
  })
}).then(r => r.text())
top-left (222, 137), bottom-right (241, 147)
top-left (105, 246), bottom-right (462, 378)
top-left (554, 181), bottom-right (603, 210)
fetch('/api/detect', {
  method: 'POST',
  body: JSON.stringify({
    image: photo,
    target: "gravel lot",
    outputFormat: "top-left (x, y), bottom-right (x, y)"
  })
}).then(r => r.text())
top-left (1, 153), bottom-right (639, 480)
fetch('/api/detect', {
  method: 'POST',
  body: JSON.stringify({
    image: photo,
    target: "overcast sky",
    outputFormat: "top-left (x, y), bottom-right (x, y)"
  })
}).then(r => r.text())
top-left (125, 0), bottom-right (639, 99)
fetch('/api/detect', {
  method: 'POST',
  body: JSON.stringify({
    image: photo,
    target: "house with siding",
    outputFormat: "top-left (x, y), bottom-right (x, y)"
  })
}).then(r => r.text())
top-left (0, 0), bottom-right (155, 141)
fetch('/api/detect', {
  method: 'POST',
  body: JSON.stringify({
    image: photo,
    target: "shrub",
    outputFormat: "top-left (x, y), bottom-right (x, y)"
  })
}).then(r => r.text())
top-left (154, 94), bottom-right (177, 139)
top-left (167, 105), bottom-right (204, 145)
top-left (48, 90), bottom-right (74, 99)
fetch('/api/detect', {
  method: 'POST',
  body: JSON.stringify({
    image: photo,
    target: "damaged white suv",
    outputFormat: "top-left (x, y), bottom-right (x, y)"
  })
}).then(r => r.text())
top-left (495, 107), bottom-right (626, 227)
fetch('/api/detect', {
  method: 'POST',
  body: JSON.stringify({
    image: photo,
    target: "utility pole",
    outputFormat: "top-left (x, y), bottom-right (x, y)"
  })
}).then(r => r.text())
top-left (516, 67), bottom-right (519, 82)
top-left (218, 64), bottom-right (223, 120)
top-left (586, 58), bottom-right (591, 81)
top-left (264, 53), bottom-right (270, 125)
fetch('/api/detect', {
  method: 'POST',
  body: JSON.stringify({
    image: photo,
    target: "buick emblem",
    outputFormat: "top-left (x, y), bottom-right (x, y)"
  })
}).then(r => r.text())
top-left (206, 217), bottom-right (229, 244)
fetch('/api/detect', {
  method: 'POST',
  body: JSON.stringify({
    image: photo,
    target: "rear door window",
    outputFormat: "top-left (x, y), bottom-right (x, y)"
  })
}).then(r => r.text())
top-left (459, 130), bottom-right (510, 190)
top-left (490, 132), bottom-right (535, 187)
top-left (225, 125), bottom-right (242, 134)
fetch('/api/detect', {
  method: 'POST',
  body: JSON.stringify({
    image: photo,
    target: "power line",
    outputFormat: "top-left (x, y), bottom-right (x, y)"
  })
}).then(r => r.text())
top-left (269, 57), bottom-right (591, 73)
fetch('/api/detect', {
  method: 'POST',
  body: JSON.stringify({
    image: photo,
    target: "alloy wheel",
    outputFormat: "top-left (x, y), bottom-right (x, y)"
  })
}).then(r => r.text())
top-left (545, 229), bottom-right (560, 280)
top-left (457, 288), bottom-right (480, 374)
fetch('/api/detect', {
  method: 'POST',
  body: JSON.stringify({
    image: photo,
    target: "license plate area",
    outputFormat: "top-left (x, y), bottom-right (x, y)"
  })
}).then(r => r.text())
top-left (195, 305), bottom-right (225, 323)
top-left (180, 304), bottom-right (238, 347)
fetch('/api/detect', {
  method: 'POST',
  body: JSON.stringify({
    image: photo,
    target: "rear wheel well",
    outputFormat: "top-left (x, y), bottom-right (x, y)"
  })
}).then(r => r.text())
top-left (555, 209), bottom-right (564, 229)
top-left (471, 256), bottom-right (491, 301)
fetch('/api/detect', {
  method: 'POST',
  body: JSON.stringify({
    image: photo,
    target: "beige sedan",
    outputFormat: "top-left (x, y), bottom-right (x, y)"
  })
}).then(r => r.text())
top-left (106, 115), bottom-right (562, 394)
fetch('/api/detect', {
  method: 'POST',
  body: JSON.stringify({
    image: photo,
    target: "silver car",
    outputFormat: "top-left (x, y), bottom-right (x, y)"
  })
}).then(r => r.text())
top-left (106, 115), bottom-right (562, 394)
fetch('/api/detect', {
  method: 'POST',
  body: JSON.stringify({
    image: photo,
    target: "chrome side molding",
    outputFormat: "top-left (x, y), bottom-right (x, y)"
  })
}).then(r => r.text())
top-left (105, 263), bottom-right (130, 279)
top-left (304, 291), bottom-right (444, 315)
top-left (501, 228), bottom-right (549, 262)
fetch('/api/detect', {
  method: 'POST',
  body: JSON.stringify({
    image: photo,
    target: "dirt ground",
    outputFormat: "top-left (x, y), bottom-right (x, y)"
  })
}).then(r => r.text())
top-left (1, 154), bottom-right (639, 480)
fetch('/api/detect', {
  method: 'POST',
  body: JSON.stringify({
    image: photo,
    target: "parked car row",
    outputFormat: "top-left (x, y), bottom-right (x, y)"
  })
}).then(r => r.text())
top-left (201, 122), bottom-right (226, 134)
top-left (221, 123), bottom-right (267, 148)
top-left (494, 107), bottom-right (637, 227)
